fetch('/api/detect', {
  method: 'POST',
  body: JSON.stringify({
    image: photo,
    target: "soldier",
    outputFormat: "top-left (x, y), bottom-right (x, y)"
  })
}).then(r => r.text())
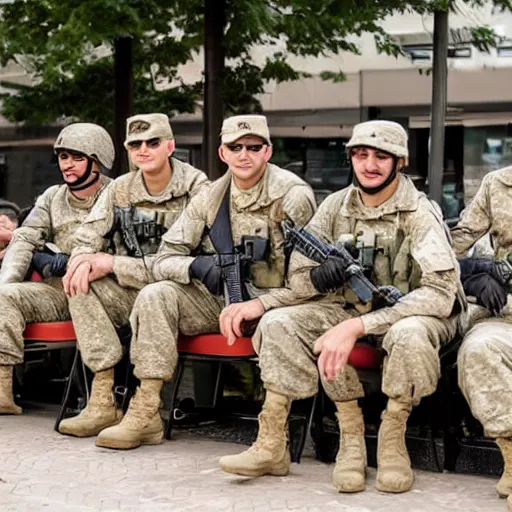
top-left (0, 123), bottom-right (114, 414)
top-left (451, 166), bottom-right (512, 499)
top-left (219, 120), bottom-right (465, 494)
top-left (93, 114), bottom-right (316, 450)
top-left (58, 113), bottom-right (208, 439)
top-left (0, 200), bottom-right (21, 261)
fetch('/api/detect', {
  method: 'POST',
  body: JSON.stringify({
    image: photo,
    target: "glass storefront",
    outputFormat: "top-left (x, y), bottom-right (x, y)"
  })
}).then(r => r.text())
top-left (270, 137), bottom-right (351, 204)
top-left (463, 124), bottom-right (512, 204)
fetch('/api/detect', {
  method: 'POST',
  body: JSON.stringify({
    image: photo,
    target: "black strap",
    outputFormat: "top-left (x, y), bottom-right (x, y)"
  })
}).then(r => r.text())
top-left (207, 185), bottom-right (234, 254)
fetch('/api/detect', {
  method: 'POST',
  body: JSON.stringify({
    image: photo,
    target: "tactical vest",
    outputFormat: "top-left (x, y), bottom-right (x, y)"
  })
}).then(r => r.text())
top-left (107, 173), bottom-right (188, 257)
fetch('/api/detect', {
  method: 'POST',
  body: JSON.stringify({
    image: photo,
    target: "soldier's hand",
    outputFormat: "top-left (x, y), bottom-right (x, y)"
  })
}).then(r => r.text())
top-left (219, 299), bottom-right (265, 346)
top-left (66, 253), bottom-right (114, 284)
top-left (314, 318), bottom-right (364, 382)
top-left (310, 255), bottom-right (347, 293)
top-left (64, 261), bottom-right (92, 297)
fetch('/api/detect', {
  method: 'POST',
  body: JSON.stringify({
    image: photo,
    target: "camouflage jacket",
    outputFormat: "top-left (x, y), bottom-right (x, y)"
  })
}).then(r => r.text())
top-left (452, 166), bottom-right (512, 260)
top-left (71, 158), bottom-right (208, 290)
top-left (152, 163), bottom-right (317, 310)
top-left (289, 175), bottom-right (465, 336)
top-left (0, 176), bottom-right (112, 284)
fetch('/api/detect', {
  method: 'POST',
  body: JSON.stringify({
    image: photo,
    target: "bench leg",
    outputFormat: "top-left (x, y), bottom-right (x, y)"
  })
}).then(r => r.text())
top-left (291, 393), bottom-right (319, 464)
top-left (165, 359), bottom-right (185, 440)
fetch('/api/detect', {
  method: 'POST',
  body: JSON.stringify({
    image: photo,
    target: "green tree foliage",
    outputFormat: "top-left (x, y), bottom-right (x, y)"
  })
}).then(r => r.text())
top-left (0, 0), bottom-right (509, 125)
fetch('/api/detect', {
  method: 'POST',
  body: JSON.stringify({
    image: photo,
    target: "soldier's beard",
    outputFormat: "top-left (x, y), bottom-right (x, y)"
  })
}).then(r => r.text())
top-left (66, 159), bottom-right (100, 191)
top-left (352, 157), bottom-right (398, 195)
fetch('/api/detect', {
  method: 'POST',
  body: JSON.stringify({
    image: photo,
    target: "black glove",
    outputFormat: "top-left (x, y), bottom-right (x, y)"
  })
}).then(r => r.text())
top-left (459, 257), bottom-right (512, 287)
top-left (31, 252), bottom-right (69, 278)
top-left (189, 255), bottom-right (223, 296)
top-left (374, 285), bottom-right (403, 308)
top-left (311, 255), bottom-right (347, 293)
top-left (463, 272), bottom-right (508, 315)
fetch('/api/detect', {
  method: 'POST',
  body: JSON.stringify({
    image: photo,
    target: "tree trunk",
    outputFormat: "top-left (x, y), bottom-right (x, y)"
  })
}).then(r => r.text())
top-left (203, 0), bottom-right (226, 180)
top-left (113, 36), bottom-right (134, 177)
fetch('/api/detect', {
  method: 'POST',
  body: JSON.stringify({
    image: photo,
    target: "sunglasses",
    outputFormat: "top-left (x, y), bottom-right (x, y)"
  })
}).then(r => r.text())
top-left (226, 143), bottom-right (266, 153)
top-left (127, 138), bottom-right (162, 150)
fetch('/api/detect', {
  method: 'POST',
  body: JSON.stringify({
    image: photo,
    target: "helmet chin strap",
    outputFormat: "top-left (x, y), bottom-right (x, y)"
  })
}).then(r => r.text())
top-left (66, 158), bottom-right (100, 192)
top-left (352, 156), bottom-right (399, 195)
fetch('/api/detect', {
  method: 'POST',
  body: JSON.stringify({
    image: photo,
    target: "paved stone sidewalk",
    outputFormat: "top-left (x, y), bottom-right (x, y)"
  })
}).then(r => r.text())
top-left (0, 410), bottom-right (508, 512)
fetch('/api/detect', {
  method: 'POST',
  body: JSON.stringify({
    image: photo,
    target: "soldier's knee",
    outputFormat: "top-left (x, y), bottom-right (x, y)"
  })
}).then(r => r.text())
top-left (383, 317), bottom-right (429, 351)
top-left (458, 323), bottom-right (504, 366)
top-left (135, 281), bottom-right (180, 309)
top-left (254, 309), bottom-right (285, 353)
top-left (0, 283), bottom-right (25, 307)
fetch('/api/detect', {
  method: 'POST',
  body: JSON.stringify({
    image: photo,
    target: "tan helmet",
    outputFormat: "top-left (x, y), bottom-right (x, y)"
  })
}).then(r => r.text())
top-left (54, 123), bottom-right (115, 171)
top-left (346, 120), bottom-right (408, 162)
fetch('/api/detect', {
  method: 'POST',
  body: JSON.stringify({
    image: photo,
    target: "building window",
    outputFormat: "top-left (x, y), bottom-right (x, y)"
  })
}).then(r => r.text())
top-left (403, 44), bottom-right (471, 61)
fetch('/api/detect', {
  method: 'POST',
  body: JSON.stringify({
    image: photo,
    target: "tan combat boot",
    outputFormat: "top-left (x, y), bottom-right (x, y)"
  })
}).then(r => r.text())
top-left (219, 390), bottom-right (291, 477)
top-left (376, 399), bottom-right (414, 493)
top-left (332, 400), bottom-right (367, 493)
top-left (496, 438), bottom-right (512, 497)
top-left (58, 368), bottom-right (123, 437)
top-left (0, 365), bottom-right (21, 415)
top-left (95, 379), bottom-right (163, 450)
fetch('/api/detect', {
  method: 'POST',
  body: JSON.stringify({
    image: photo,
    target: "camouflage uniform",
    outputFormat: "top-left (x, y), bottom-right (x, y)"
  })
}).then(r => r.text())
top-left (0, 180), bottom-right (111, 367)
top-left (94, 114), bottom-right (316, 451)
top-left (131, 163), bottom-right (316, 380)
top-left (453, 167), bottom-right (512, 438)
top-left (452, 166), bottom-right (512, 497)
top-left (58, 113), bottom-right (208, 439)
top-left (68, 157), bottom-right (208, 373)
top-left (256, 174), bottom-right (461, 404)
top-left (0, 122), bottom-right (115, 416)
top-left (219, 120), bottom-right (463, 494)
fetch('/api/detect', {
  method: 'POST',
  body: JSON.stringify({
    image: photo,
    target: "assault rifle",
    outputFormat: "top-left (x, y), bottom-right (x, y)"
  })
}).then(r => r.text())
top-left (282, 220), bottom-right (402, 309)
top-left (216, 236), bottom-right (269, 336)
top-left (114, 206), bottom-right (144, 258)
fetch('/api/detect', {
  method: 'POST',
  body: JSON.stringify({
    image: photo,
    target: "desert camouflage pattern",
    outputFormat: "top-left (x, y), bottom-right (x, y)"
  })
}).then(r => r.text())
top-left (131, 164), bottom-right (316, 379)
top-left (71, 158), bottom-right (208, 290)
top-left (220, 115), bottom-right (271, 145)
top-left (452, 167), bottom-right (512, 438)
top-left (54, 123), bottom-right (115, 170)
top-left (124, 113), bottom-right (174, 147)
top-left (452, 166), bottom-right (512, 260)
top-left (257, 175), bottom-right (461, 404)
top-left (130, 280), bottom-right (223, 379)
top-left (346, 120), bottom-right (409, 161)
top-left (152, 164), bottom-right (316, 309)
top-left (68, 277), bottom-right (139, 372)
top-left (67, 159), bottom-right (208, 373)
top-left (0, 178), bottom-right (111, 285)
top-left (0, 178), bottom-right (111, 365)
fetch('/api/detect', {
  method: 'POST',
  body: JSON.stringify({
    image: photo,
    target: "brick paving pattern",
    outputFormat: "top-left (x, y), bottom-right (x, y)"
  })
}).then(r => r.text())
top-left (0, 410), bottom-right (507, 512)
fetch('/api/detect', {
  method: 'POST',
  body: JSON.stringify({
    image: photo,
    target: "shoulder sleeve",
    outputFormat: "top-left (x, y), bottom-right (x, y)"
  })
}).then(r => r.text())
top-left (0, 186), bottom-right (58, 283)
top-left (451, 174), bottom-right (492, 259)
top-left (152, 190), bottom-right (208, 283)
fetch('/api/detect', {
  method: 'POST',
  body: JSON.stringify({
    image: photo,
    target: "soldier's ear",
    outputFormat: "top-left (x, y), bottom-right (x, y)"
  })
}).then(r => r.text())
top-left (166, 139), bottom-right (175, 157)
top-left (264, 144), bottom-right (273, 162)
top-left (218, 145), bottom-right (228, 164)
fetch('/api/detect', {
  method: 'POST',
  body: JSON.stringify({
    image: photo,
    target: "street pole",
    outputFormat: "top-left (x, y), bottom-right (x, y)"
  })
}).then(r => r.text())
top-left (113, 36), bottom-right (133, 177)
top-left (428, 9), bottom-right (449, 206)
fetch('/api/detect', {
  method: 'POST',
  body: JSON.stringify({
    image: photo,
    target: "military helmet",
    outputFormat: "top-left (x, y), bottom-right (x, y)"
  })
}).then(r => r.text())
top-left (54, 123), bottom-right (115, 171)
top-left (346, 120), bottom-right (408, 161)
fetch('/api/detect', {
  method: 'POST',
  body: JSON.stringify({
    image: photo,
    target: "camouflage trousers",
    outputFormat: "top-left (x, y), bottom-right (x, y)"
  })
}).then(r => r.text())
top-left (0, 278), bottom-right (70, 366)
top-left (68, 277), bottom-right (139, 373)
top-left (254, 301), bottom-right (457, 405)
top-left (129, 280), bottom-right (223, 380)
top-left (458, 311), bottom-right (512, 438)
